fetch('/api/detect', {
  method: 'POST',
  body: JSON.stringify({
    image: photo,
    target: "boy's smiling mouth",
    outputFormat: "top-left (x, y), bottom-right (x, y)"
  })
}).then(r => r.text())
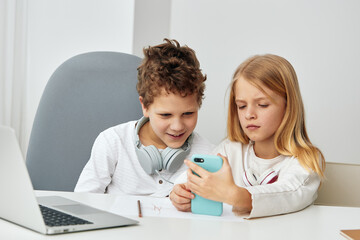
top-left (167, 132), bottom-right (185, 139)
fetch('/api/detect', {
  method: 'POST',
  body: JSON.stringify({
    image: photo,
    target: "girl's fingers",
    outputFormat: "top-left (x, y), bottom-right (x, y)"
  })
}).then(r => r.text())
top-left (185, 159), bottom-right (209, 178)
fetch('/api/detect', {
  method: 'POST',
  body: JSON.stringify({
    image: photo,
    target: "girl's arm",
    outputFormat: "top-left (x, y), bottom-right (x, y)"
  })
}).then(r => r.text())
top-left (241, 157), bottom-right (321, 218)
top-left (185, 154), bottom-right (252, 213)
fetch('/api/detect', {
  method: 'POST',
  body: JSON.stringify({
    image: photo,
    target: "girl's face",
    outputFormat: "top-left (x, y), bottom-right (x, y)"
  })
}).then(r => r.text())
top-left (235, 77), bottom-right (286, 146)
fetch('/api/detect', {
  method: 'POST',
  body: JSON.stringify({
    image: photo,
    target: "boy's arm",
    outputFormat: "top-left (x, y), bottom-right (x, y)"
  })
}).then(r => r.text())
top-left (74, 132), bottom-right (116, 193)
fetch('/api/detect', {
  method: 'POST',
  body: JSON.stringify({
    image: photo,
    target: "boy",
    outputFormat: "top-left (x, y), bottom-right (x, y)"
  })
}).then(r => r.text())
top-left (75, 39), bottom-right (214, 197)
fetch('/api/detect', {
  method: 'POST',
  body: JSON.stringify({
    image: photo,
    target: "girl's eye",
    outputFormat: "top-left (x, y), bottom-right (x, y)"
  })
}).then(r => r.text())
top-left (259, 104), bottom-right (269, 108)
top-left (238, 105), bottom-right (246, 109)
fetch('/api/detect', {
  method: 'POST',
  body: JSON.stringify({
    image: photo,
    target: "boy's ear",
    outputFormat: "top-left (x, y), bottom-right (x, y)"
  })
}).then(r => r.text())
top-left (139, 96), bottom-right (149, 117)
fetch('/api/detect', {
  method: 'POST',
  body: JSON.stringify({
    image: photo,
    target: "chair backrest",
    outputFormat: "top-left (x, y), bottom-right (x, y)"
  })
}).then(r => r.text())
top-left (26, 52), bottom-right (142, 191)
top-left (315, 162), bottom-right (360, 207)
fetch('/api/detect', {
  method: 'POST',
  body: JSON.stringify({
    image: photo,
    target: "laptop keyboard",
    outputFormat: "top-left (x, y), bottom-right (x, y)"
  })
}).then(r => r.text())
top-left (39, 205), bottom-right (93, 227)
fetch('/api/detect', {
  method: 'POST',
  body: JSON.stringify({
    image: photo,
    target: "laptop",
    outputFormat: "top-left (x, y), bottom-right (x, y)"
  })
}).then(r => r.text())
top-left (0, 126), bottom-right (138, 234)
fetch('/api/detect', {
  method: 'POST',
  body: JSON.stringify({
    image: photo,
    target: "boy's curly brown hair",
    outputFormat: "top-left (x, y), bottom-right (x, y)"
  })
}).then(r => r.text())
top-left (137, 39), bottom-right (206, 108)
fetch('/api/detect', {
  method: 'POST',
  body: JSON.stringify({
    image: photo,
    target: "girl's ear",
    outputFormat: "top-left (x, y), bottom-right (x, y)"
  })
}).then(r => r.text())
top-left (139, 96), bottom-right (149, 117)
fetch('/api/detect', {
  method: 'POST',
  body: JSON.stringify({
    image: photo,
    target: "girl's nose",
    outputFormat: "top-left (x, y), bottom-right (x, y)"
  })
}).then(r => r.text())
top-left (245, 107), bottom-right (256, 120)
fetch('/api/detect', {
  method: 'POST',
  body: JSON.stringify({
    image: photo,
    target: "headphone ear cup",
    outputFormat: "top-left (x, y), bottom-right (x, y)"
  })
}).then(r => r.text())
top-left (161, 148), bottom-right (187, 173)
top-left (137, 145), bottom-right (162, 175)
top-left (258, 168), bottom-right (278, 185)
top-left (242, 168), bottom-right (258, 187)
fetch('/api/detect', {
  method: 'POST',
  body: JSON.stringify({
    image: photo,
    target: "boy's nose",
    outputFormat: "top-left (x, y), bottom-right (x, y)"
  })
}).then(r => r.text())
top-left (170, 119), bottom-right (185, 131)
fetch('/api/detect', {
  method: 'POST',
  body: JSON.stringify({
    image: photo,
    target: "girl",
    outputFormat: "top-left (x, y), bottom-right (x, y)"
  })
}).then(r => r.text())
top-left (169, 54), bottom-right (325, 218)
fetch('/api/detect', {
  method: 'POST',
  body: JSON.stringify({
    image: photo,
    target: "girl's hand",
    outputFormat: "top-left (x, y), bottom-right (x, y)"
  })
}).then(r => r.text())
top-left (185, 153), bottom-right (238, 204)
top-left (169, 183), bottom-right (194, 212)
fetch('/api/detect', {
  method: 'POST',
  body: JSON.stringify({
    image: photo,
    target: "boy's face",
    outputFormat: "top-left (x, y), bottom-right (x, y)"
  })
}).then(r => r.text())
top-left (140, 91), bottom-right (199, 149)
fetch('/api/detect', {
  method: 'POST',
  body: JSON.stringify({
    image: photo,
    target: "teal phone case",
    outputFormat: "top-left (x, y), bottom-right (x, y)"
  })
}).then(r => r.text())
top-left (190, 154), bottom-right (223, 216)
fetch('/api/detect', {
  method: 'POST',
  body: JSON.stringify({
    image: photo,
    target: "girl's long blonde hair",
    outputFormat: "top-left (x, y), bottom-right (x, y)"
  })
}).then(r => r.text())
top-left (227, 54), bottom-right (325, 177)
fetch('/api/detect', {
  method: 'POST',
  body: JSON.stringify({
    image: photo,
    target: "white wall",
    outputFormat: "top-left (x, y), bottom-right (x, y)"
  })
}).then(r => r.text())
top-left (23, 0), bottom-right (174, 155)
top-left (24, 0), bottom-right (136, 153)
top-left (13, 0), bottom-right (360, 164)
top-left (170, 0), bottom-right (360, 164)
top-left (132, 0), bottom-right (171, 57)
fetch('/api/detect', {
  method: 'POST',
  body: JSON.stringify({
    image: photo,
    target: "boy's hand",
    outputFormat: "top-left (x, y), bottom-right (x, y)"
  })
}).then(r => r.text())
top-left (169, 183), bottom-right (194, 212)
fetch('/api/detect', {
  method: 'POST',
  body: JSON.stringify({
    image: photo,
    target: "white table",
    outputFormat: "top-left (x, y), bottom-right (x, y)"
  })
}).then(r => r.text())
top-left (1, 191), bottom-right (359, 240)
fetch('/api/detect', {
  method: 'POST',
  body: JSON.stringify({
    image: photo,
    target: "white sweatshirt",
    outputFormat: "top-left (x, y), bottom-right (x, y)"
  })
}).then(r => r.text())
top-left (176, 139), bottom-right (321, 218)
top-left (74, 120), bottom-right (214, 197)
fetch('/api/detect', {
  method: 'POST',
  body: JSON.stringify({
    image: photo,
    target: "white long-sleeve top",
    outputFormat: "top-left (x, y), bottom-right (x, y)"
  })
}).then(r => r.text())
top-left (74, 120), bottom-right (214, 197)
top-left (175, 139), bottom-right (321, 218)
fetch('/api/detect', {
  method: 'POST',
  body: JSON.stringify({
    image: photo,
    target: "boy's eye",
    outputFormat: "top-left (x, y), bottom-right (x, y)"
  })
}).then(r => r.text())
top-left (160, 113), bottom-right (171, 117)
top-left (183, 112), bottom-right (194, 116)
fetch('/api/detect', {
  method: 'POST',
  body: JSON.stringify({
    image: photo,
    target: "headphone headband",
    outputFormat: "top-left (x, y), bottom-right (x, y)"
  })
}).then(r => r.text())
top-left (134, 117), bottom-right (192, 175)
top-left (134, 116), bottom-right (149, 149)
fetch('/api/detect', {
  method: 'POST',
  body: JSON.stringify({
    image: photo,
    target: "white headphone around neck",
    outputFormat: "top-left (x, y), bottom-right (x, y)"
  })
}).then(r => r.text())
top-left (134, 117), bottom-right (192, 175)
top-left (242, 142), bottom-right (279, 187)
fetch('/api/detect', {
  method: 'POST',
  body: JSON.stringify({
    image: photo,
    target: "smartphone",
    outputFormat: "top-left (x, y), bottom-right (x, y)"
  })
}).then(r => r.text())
top-left (190, 154), bottom-right (223, 216)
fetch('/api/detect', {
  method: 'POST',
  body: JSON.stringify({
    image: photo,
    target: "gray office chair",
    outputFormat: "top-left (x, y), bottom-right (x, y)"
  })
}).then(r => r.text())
top-left (26, 52), bottom-right (142, 191)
